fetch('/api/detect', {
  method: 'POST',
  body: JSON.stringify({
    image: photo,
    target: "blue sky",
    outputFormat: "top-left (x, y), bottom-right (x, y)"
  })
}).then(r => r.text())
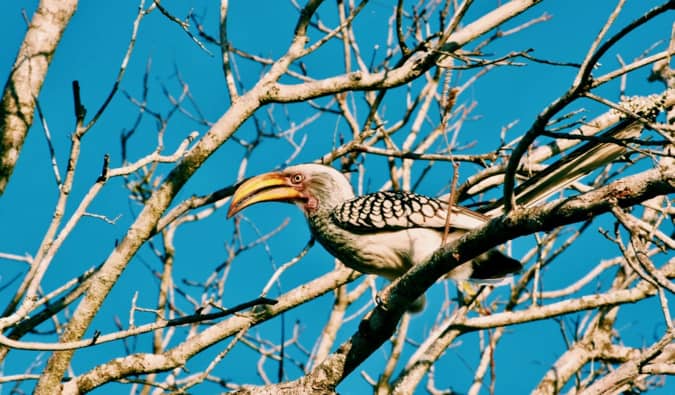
top-left (0, 1), bottom-right (673, 394)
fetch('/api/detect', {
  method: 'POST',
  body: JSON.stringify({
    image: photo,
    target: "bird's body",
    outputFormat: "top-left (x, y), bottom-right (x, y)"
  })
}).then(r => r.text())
top-left (309, 210), bottom-right (451, 280)
top-left (227, 164), bottom-right (522, 286)
top-left (308, 190), bottom-right (511, 281)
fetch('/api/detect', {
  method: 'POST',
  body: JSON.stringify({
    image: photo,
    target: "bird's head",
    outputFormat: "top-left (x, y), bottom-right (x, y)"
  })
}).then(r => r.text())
top-left (227, 163), bottom-right (354, 218)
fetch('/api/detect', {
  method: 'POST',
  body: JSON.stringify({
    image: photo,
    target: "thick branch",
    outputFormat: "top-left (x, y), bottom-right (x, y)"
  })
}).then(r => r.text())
top-left (267, 0), bottom-right (543, 102)
top-left (64, 268), bottom-right (359, 394)
top-left (580, 330), bottom-right (674, 395)
top-left (0, 0), bottom-right (78, 196)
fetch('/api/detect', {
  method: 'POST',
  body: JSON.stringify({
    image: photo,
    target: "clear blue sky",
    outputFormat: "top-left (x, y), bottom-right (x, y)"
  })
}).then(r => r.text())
top-left (0, 1), bottom-right (673, 394)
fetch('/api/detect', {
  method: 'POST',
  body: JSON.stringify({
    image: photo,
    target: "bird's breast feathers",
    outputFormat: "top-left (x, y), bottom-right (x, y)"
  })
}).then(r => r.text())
top-left (311, 219), bottom-right (445, 280)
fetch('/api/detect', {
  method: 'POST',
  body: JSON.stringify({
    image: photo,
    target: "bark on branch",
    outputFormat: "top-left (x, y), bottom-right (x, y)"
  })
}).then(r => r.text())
top-left (0, 0), bottom-right (78, 195)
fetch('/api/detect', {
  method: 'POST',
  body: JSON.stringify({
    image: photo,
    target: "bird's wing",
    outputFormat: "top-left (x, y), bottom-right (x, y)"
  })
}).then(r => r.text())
top-left (331, 191), bottom-right (488, 233)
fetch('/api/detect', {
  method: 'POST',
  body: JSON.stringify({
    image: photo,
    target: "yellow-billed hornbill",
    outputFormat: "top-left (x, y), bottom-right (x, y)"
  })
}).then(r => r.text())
top-left (226, 95), bottom-right (667, 309)
top-left (227, 164), bottom-right (522, 286)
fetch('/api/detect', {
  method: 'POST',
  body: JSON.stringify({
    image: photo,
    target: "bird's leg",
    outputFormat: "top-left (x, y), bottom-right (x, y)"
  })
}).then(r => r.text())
top-left (376, 284), bottom-right (427, 313)
top-left (456, 283), bottom-right (490, 312)
top-left (375, 294), bottom-right (389, 312)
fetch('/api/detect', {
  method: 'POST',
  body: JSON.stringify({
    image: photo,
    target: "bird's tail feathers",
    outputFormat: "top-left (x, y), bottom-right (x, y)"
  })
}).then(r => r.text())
top-left (468, 249), bottom-right (523, 282)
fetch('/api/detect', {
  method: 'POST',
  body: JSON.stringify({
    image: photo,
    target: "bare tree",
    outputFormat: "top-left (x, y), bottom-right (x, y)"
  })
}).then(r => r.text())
top-left (0, 1), bottom-right (673, 394)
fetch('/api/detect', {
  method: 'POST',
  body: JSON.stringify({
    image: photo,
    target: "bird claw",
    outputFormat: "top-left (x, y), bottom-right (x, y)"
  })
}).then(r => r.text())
top-left (375, 295), bottom-right (389, 311)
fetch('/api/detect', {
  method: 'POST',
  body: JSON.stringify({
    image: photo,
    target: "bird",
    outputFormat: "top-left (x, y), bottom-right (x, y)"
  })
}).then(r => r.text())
top-left (225, 96), bottom-right (667, 310)
top-left (227, 163), bottom-right (522, 310)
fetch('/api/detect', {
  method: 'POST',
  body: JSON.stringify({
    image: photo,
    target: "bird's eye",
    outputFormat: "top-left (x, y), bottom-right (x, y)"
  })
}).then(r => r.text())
top-left (290, 173), bottom-right (304, 184)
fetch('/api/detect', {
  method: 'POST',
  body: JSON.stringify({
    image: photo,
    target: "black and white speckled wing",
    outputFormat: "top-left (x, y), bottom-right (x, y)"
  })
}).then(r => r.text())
top-left (330, 191), bottom-right (487, 233)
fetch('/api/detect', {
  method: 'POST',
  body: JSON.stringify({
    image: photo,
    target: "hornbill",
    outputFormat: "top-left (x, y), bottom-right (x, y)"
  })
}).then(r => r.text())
top-left (227, 163), bottom-right (522, 301)
top-left (226, 95), bottom-right (666, 310)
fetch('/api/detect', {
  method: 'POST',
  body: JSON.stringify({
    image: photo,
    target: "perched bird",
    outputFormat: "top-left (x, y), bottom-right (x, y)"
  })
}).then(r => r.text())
top-left (227, 164), bottom-right (522, 302)
top-left (225, 96), bottom-right (667, 309)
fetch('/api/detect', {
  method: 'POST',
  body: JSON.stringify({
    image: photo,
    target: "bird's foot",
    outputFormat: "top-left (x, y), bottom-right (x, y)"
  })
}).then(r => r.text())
top-left (375, 295), bottom-right (389, 311)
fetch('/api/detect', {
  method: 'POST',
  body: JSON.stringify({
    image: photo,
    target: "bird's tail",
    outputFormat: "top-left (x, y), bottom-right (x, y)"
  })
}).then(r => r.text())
top-left (442, 248), bottom-right (522, 283)
top-left (469, 249), bottom-right (523, 282)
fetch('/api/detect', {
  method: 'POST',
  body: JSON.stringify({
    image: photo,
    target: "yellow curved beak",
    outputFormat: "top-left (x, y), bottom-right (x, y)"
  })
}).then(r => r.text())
top-left (227, 172), bottom-right (304, 218)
